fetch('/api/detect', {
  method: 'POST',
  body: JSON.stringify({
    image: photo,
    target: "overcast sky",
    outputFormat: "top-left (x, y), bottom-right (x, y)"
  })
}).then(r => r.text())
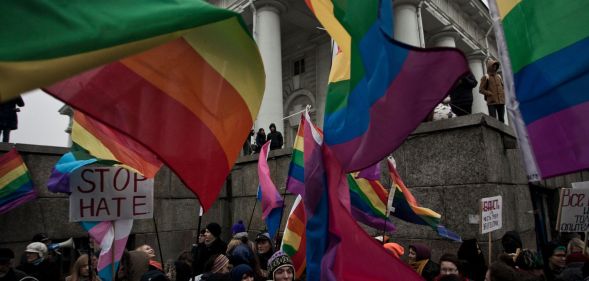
top-left (11, 89), bottom-right (70, 147)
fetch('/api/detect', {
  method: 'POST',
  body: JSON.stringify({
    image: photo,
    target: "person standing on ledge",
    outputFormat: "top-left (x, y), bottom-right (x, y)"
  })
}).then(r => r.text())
top-left (0, 96), bottom-right (24, 143)
top-left (266, 123), bottom-right (283, 151)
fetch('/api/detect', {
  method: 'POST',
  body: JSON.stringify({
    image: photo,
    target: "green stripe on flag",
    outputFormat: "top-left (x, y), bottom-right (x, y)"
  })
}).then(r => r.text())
top-left (325, 80), bottom-right (351, 114)
top-left (292, 149), bottom-right (304, 167)
top-left (282, 244), bottom-right (298, 257)
top-left (503, 0), bottom-right (589, 73)
top-left (0, 173), bottom-right (32, 198)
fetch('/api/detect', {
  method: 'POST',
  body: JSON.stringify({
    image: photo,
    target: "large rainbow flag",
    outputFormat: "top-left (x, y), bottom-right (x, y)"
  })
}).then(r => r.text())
top-left (306, 0), bottom-right (468, 173)
top-left (0, 149), bottom-right (36, 214)
top-left (281, 195), bottom-right (307, 279)
top-left (1, 1), bottom-right (267, 210)
top-left (348, 173), bottom-right (395, 233)
top-left (388, 158), bottom-right (461, 242)
top-left (490, 0), bottom-right (589, 179)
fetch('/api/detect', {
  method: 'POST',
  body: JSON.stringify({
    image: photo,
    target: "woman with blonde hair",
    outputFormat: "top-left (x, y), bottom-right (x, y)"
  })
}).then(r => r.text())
top-left (66, 254), bottom-right (101, 281)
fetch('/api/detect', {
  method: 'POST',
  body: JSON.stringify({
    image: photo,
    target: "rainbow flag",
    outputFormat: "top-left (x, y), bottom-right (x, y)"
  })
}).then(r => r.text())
top-left (81, 219), bottom-right (133, 281)
top-left (387, 158), bottom-right (461, 242)
top-left (285, 116), bottom-right (305, 196)
top-left (0, 149), bottom-right (36, 214)
top-left (257, 141), bottom-right (284, 238)
top-left (306, 0), bottom-right (468, 173)
top-left (281, 195), bottom-right (307, 279)
top-left (489, 1), bottom-right (589, 179)
top-left (24, 2), bottom-right (265, 210)
top-left (348, 173), bottom-right (395, 233)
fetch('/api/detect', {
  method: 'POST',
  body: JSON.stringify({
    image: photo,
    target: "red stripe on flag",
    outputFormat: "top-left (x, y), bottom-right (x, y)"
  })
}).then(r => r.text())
top-left (0, 149), bottom-right (23, 176)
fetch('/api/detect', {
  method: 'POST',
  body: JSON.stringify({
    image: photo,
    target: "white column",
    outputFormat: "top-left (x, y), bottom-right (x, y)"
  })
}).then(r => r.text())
top-left (393, 0), bottom-right (421, 47)
top-left (254, 1), bottom-right (287, 134)
top-left (430, 30), bottom-right (457, 48)
top-left (467, 51), bottom-right (489, 115)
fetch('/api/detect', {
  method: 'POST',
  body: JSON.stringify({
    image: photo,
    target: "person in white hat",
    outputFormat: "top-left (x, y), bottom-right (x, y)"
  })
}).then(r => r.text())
top-left (17, 242), bottom-right (59, 281)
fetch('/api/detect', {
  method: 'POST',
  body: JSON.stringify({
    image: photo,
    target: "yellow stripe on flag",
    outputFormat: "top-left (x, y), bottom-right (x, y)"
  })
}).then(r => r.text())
top-left (0, 165), bottom-right (27, 188)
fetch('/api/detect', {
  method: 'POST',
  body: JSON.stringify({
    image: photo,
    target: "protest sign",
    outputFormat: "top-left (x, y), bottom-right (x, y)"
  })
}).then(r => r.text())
top-left (69, 166), bottom-right (154, 222)
top-left (480, 195), bottom-right (502, 234)
top-left (556, 182), bottom-right (589, 232)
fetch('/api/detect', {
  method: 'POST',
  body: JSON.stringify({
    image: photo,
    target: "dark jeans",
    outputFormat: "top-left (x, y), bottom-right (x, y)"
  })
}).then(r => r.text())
top-left (0, 129), bottom-right (10, 142)
top-left (488, 104), bottom-right (505, 123)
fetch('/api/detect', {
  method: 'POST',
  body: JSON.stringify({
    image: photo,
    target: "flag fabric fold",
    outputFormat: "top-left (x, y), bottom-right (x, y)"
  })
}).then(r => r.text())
top-left (281, 195), bottom-right (307, 279)
top-left (33, 2), bottom-right (265, 210)
top-left (0, 149), bottom-right (36, 214)
top-left (348, 173), bottom-right (395, 233)
top-left (306, 0), bottom-right (469, 173)
top-left (285, 116), bottom-right (305, 196)
top-left (490, 0), bottom-right (589, 179)
top-left (81, 219), bottom-right (133, 281)
top-left (388, 158), bottom-right (461, 242)
top-left (257, 141), bottom-right (284, 238)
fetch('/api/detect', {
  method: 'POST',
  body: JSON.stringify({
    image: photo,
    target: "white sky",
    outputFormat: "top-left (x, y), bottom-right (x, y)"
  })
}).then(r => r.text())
top-left (11, 89), bottom-right (70, 147)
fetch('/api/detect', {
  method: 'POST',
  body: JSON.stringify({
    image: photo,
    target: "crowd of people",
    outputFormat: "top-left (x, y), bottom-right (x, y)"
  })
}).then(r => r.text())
top-left (243, 123), bottom-right (284, 156)
top-left (2, 226), bottom-right (589, 281)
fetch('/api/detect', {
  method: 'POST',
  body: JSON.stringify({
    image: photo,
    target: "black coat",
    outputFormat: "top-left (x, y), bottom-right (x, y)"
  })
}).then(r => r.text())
top-left (17, 259), bottom-right (60, 281)
top-left (0, 97), bottom-right (24, 130)
top-left (192, 239), bottom-right (227, 275)
top-left (266, 131), bottom-right (283, 150)
top-left (0, 268), bottom-right (32, 281)
top-left (449, 73), bottom-right (477, 116)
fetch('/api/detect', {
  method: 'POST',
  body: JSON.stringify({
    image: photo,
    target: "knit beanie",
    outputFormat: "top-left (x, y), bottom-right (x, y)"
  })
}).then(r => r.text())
top-left (211, 254), bottom-right (230, 273)
top-left (206, 222), bottom-right (222, 238)
top-left (231, 220), bottom-right (246, 235)
top-left (230, 264), bottom-right (254, 281)
top-left (267, 251), bottom-right (294, 278)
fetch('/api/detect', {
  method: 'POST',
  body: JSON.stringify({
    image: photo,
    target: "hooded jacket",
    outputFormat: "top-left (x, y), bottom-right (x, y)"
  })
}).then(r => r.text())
top-left (479, 59), bottom-right (505, 105)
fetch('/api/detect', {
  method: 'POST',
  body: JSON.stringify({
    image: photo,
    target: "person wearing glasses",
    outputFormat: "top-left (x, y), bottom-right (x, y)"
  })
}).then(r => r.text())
top-left (434, 254), bottom-right (470, 281)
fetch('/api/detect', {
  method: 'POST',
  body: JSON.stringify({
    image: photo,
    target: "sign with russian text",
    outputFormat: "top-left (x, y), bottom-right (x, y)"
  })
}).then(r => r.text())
top-left (480, 195), bottom-right (502, 234)
top-left (557, 182), bottom-right (589, 232)
top-left (69, 166), bottom-right (154, 222)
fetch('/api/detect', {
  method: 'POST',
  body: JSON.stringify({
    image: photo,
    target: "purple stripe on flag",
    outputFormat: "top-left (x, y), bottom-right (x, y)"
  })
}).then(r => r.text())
top-left (527, 101), bottom-right (589, 178)
top-left (351, 206), bottom-right (396, 233)
top-left (356, 162), bottom-right (380, 180)
top-left (0, 191), bottom-right (36, 214)
top-left (330, 51), bottom-right (467, 171)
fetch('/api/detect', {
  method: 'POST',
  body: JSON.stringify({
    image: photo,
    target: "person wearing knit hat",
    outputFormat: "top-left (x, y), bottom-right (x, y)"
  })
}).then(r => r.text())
top-left (231, 220), bottom-right (247, 239)
top-left (192, 222), bottom-right (228, 275)
top-left (230, 264), bottom-right (254, 281)
top-left (383, 242), bottom-right (404, 258)
top-left (267, 251), bottom-right (294, 281)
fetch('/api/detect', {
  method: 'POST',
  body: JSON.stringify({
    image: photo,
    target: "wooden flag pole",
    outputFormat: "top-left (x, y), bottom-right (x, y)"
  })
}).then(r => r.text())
top-left (112, 221), bottom-right (116, 279)
top-left (488, 232), bottom-right (492, 264)
top-left (584, 231), bottom-right (588, 255)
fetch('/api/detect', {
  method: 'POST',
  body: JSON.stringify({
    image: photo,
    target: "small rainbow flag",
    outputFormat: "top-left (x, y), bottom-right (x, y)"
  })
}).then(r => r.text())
top-left (348, 173), bottom-right (395, 233)
top-left (388, 158), bottom-right (461, 241)
top-left (285, 116), bottom-right (305, 196)
top-left (281, 195), bottom-right (306, 279)
top-left (490, 1), bottom-right (589, 179)
top-left (0, 149), bottom-right (36, 214)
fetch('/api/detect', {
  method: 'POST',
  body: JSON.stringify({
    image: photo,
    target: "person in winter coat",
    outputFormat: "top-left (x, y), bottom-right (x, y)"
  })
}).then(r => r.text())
top-left (66, 254), bottom-right (101, 281)
top-left (254, 233), bottom-right (274, 274)
top-left (408, 244), bottom-right (439, 281)
top-left (449, 72), bottom-right (477, 116)
top-left (434, 254), bottom-right (469, 281)
top-left (265, 124), bottom-right (283, 151)
top-left (542, 241), bottom-right (567, 281)
top-left (457, 239), bottom-right (486, 281)
top-left (0, 248), bottom-right (35, 281)
top-left (193, 223), bottom-right (228, 275)
top-left (266, 251), bottom-right (294, 281)
top-left (254, 129), bottom-right (266, 154)
top-left (479, 59), bottom-right (505, 122)
top-left (0, 96), bottom-right (24, 143)
top-left (17, 243), bottom-right (59, 281)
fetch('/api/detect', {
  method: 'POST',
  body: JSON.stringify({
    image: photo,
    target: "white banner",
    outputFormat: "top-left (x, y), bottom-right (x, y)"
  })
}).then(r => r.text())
top-left (557, 182), bottom-right (589, 232)
top-left (69, 166), bottom-right (154, 222)
top-left (480, 195), bottom-right (502, 234)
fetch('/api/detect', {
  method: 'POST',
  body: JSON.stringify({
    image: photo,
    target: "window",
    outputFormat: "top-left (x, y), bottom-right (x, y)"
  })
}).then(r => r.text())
top-left (294, 58), bottom-right (305, 75)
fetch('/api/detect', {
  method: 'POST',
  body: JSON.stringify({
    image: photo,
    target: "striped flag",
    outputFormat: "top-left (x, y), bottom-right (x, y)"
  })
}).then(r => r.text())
top-left (489, 0), bottom-right (589, 179)
top-left (47, 147), bottom-right (101, 193)
top-left (387, 158), bottom-right (461, 241)
top-left (281, 195), bottom-right (306, 279)
top-left (306, 0), bottom-right (468, 173)
top-left (285, 116), bottom-right (305, 196)
top-left (81, 219), bottom-right (133, 281)
top-left (348, 173), bottom-right (395, 233)
top-left (2, 1), bottom-right (265, 211)
top-left (0, 149), bottom-right (36, 214)
top-left (257, 141), bottom-right (284, 238)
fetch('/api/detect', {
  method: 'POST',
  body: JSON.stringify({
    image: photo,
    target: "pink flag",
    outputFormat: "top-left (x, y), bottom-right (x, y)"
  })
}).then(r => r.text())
top-left (258, 141), bottom-right (284, 238)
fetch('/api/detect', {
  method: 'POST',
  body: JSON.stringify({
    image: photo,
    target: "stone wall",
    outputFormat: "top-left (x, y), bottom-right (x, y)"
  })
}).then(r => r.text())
top-left (0, 113), bottom-right (536, 264)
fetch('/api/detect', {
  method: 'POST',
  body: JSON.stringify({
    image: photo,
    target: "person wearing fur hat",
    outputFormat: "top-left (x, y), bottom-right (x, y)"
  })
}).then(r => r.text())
top-left (267, 251), bottom-right (294, 281)
top-left (17, 242), bottom-right (59, 281)
top-left (193, 223), bottom-right (228, 276)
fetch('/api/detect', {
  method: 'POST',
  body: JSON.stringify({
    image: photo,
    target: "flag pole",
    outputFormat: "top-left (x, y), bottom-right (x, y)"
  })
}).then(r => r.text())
top-left (197, 206), bottom-right (204, 233)
top-left (152, 214), bottom-right (164, 265)
top-left (112, 221), bottom-right (116, 279)
top-left (275, 185), bottom-right (289, 240)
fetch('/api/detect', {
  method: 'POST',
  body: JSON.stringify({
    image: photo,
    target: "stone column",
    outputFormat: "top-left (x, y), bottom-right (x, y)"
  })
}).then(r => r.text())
top-left (254, 0), bottom-right (287, 134)
top-left (430, 28), bottom-right (457, 48)
top-left (467, 51), bottom-right (489, 115)
top-left (393, 0), bottom-right (422, 47)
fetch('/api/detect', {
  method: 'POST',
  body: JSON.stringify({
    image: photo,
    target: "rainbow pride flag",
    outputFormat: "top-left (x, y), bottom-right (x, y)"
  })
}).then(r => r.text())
top-left (285, 116), bottom-right (305, 196)
top-left (306, 0), bottom-right (468, 173)
top-left (387, 158), bottom-right (461, 241)
top-left (281, 195), bottom-right (306, 279)
top-left (21, 1), bottom-right (265, 210)
top-left (348, 173), bottom-right (395, 233)
top-left (489, 1), bottom-right (589, 179)
top-left (0, 149), bottom-right (36, 214)
top-left (81, 219), bottom-right (133, 281)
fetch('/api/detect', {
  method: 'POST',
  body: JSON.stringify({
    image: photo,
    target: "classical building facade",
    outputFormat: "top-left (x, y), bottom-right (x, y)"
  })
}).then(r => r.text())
top-left (210, 0), bottom-right (500, 147)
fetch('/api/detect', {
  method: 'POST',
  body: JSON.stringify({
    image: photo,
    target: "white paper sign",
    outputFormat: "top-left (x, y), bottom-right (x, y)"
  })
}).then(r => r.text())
top-left (480, 195), bottom-right (502, 234)
top-left (69, 166), bottom-right (154, 222)
top-left (557, 182), bottom-right (589, 232)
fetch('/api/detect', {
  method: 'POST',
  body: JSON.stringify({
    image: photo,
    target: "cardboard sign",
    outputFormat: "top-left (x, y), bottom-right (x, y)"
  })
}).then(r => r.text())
top-left (557, 182), bottom-right (589, 232)
top-left (69, 166), bottom-right (154, 222)
top-left (480, 195), bottom-right (502, 234)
